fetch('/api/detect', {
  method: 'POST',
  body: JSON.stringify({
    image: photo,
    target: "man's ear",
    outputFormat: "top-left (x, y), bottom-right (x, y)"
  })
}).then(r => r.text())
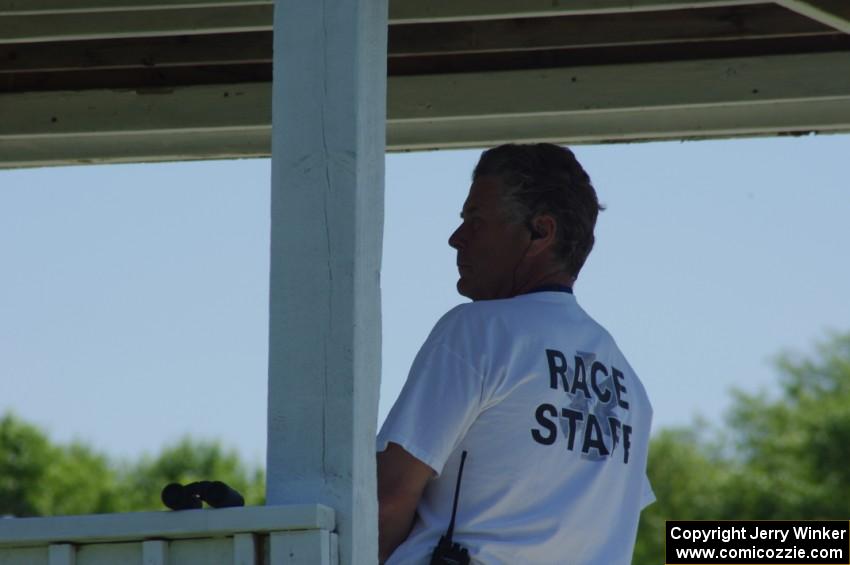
top-left (528, 214), bottom-right (557, 255)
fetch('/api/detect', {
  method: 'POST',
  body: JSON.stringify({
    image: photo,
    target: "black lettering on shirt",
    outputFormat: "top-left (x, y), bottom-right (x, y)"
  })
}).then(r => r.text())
top-left (560, 407), bottom-right (584, 451)
top-left (582, 413), bottom-right (610, 457)
top-left (570, 356), bottom-right (591, 399)
top-left (622, 424), bottom-right (633, 464)
top-left (532, 350), bottom-right (638, 464)
top-left (590, 361), bottom-right (612, 403)
top-left (612, 366), bottom-right (629, 410)
top-left (531, 403), bottom-right (558, 445)
top-left (608, 416), bottom-right (621, 452)
top-left (546, 349), bottom-right (569, 392)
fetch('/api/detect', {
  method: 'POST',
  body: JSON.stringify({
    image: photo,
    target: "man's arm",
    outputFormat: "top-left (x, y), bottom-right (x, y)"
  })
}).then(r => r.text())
top-left (377, 442), bottom-right (435, 563)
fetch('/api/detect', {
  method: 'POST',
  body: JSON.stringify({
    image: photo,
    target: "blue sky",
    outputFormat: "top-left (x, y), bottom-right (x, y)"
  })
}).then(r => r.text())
top-left (1, 134), bottom-right (848, 466)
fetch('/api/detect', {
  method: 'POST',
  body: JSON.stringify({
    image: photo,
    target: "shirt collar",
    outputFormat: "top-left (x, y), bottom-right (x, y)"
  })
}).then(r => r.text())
top-left (524, 284), bottom-right (573, 295)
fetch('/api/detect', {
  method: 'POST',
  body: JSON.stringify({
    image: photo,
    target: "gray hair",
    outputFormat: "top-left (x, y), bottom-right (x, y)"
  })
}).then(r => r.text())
top-left (473, 143), bottom-right (604, 278)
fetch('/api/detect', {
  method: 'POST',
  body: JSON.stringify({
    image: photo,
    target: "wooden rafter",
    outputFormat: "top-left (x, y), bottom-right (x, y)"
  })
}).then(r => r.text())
top-left (0, 5), bottom-right (272, 43)
top-left (0, 0), bottom-right (267, 15)
top-left (0, 33), bottom-right (272, 74)
top-left (0, 4), bottom-right (844, 84)
top-left (0, 0), bottom-right (770, 23)
top-left (0, 0), bottom-right (848, 166)
top-left (388, 0), bottom-right (770, 23)
top-left (389, 5), bottom-right (830, 57)
top-left (2, 51), bottom-right (849, 167)
top-left (774, 0), bottom-right (850, 34)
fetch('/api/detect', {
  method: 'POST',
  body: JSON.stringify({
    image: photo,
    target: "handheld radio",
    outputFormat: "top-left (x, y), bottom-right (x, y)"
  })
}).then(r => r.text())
top-left (429, 450), bottom-right (471, 565)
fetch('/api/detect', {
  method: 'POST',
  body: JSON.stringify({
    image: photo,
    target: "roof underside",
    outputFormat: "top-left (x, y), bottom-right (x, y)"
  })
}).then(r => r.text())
top-left (1, 0), bottom-right (849, 168)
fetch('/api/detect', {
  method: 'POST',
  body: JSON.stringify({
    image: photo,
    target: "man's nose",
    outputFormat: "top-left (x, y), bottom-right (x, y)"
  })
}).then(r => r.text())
top-left (448, 224), bottom-right (463, 250)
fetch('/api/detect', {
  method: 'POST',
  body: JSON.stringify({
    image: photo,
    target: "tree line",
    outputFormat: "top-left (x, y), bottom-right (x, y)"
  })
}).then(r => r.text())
top-left (633, 331), bottom-right (850, 564)
top-left (2, 332), bottom-right (849, 565)
top-left (0, 417), bottom-right (264, 516)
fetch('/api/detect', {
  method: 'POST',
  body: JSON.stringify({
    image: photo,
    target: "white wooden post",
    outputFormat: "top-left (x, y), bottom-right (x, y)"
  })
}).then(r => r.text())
top-left (266, 1), bottom-right (387, 564)
top-left (233, 533), bottom-right (257, 565)
top-left (48, 544), bottom-right (75, 565)
top-left (270, 531), bottom-right (333, 565)
top-left (142, 540), bottom-right (168, 565)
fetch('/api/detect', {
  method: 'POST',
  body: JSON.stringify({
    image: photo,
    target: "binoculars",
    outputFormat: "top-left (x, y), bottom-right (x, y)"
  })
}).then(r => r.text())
top-left (161, 480), bottom-right (245, 510)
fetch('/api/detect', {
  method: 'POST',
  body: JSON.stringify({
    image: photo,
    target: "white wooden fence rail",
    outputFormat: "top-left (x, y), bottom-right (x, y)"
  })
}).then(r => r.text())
top-left (0, 505), bottom-right (336, 565)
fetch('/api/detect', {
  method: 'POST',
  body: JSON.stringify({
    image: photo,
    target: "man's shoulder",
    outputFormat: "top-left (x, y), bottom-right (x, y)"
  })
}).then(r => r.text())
top-left (436, 296), bottom-right (530, 325)
top-left (429, 301), bottom-right (482, 334)
top-left (423, 299), bottom-right (515, 346)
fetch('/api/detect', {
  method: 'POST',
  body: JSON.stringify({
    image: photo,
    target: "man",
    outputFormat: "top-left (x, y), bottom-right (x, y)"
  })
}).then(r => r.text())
top-left (377, 144), bottom-right (654, 564)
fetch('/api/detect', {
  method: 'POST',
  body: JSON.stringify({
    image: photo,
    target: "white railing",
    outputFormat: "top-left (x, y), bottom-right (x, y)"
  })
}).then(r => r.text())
top-left (0, 504), bottom-right (337, 565)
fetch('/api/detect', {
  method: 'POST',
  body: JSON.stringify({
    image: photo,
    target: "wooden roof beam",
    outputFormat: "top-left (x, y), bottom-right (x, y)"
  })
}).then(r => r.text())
top-left (0, 83), bottom-right (271, 167)
top-left (389, 0), bottom-right (771, 24)
top-left (774, 1), bottom-right (850, 34)
top-left (0, 5), bottom-right (830, 75)
top-left (0, 6), bottom-right (272, 44)
top-left (389, 6), bottom-right (830, 57)
top-left (0, 1), bottom-right (777, 46)
top-left (387, 50), bottom-right (850, 148)
top-left (2, 0), bottom-right (771, 21)
top-left (2, 51), bottom-right (850, 167)
top-left (0, 1), bottom-right (266, 15)
top-left (0, 33), bottom-right (272, 74)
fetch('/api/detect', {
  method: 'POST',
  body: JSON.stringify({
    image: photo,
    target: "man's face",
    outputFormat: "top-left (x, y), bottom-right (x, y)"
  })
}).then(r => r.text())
top-left (448, 175), bottom-right (530, 301)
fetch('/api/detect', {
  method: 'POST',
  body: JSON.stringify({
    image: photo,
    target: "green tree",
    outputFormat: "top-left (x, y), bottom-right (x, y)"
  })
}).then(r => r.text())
top-left (723, 331), bottom-right (850, 519)
top-left (0, 413), bottom-right (264, 516)
top-left (117, 437), bottom-right (265, 511)
top-left (0, 412), bottom-right (56, 516)
top-left (632, 331), bottom-right (850, 565)
top-left (632, 426), bottom-right (730, 565)
top-left (0, 413), bottom-right (118, 516)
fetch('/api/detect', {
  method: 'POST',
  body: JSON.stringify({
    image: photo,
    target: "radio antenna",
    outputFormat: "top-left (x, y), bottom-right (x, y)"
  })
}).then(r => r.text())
top-left (445, 450), bottom-right (468, 543)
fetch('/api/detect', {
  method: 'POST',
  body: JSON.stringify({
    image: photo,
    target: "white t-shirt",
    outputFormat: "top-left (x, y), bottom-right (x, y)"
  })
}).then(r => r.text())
top-left (377, 291), bottom-right (654, 565)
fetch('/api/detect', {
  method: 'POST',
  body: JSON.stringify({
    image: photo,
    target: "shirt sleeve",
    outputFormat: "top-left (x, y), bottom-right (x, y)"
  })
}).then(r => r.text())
top-left (377, 310), bottom-right (484, 476)
top-left (641, 473), bottom-right (656, 509)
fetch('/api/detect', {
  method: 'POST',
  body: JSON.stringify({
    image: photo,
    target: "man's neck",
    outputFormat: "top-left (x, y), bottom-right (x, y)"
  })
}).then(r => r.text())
top-left (512, 269), bottom-right (575, 296)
